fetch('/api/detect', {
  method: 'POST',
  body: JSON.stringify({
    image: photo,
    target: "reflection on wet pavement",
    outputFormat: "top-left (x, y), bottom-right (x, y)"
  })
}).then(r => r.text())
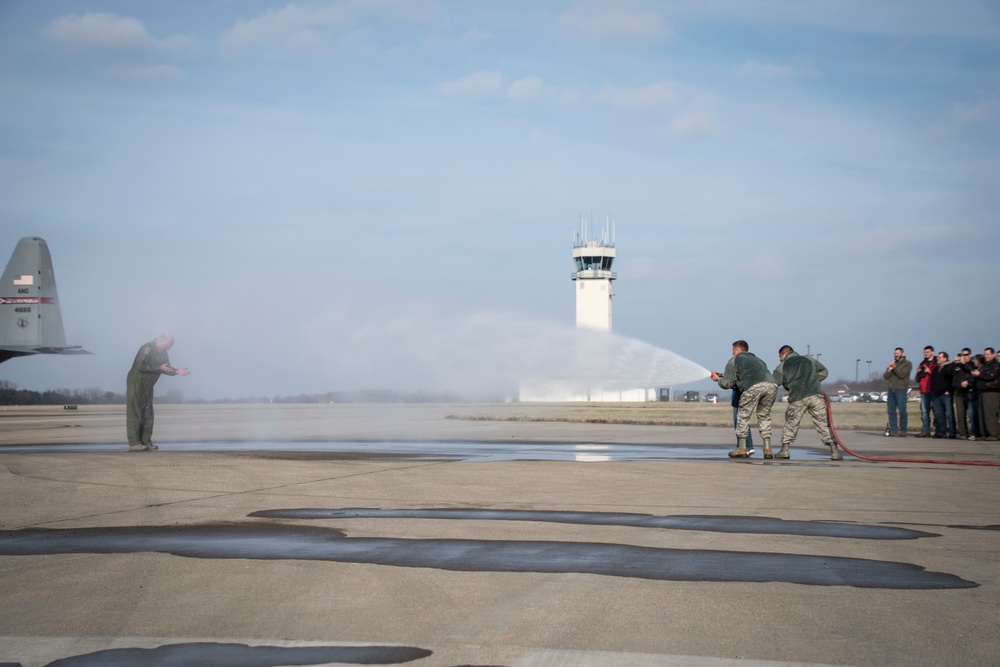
top-left (0, 524), bottom-right (975, 589)
top-left (0, 440), bottom-right (838, 462)
top-left (249, 508), bottom-right (937, 540)
top-left (46, 642), bottom-right (432, 667)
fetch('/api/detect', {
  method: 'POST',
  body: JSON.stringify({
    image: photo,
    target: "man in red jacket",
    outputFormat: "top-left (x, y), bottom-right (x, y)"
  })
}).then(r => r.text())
top-left (915, 346), bottom-right (936, 438)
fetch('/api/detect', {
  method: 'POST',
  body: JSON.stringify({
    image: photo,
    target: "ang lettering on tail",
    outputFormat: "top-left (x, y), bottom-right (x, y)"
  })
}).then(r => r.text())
top-left (0, 236), bottom-right (91, 364)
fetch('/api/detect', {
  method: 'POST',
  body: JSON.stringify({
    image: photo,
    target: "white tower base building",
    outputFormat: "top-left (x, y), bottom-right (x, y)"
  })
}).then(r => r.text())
top-left (518, 381), bottom-right (659, 402)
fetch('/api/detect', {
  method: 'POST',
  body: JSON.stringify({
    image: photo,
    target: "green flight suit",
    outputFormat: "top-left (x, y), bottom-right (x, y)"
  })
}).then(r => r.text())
top-left (126, 340), bottom-right (175, 447)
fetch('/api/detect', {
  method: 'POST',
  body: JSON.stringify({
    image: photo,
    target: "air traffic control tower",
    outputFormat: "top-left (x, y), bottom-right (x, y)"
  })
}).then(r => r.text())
top-left (572, 232), bottom-right (616, 332)
top-left (518, 220), bottom-right (658, 402)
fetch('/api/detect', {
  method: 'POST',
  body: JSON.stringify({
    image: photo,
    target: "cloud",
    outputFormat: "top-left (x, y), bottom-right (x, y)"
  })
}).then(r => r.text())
top-left (220, 3), bottom-right (352, 54)
top-left (593, 82), bottom-right (677, 110)
top-left (665, 111), bottom-right (716, 138)
top-left (43, 12), bottom-right (195, 55)
top-left (44, 12), bottom-right (155, 51)
top-left (735, 58), bottom-right (822, 78)
top-left (439, 71), bottom-right (505, 98)
top-left (938, 95), bottom-right (1000, 136)
top-left (107, 65), bottom-right (188, 83)
top-left (420, 24), bottom-right (492, 50)
top-left (678, 1), bottom-right (1000, 39)
top-left (461, 26), bottom-right (493, 44)
top-left (559, 6), bottom-right (672, 41)
top-left (951, 97), bottom-right (1000, 124)
top-left (509, 76), bottom-right (545, 100)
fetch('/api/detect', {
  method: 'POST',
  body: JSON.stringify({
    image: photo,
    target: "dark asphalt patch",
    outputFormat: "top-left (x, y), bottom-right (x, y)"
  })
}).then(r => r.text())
top-left (0, 524), bottom-right (975, 589)
top-left (44, 642), bottom-right (432, 666)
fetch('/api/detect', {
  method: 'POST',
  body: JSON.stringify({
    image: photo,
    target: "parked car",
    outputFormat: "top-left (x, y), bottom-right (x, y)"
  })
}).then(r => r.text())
top-left (684, 391), bottom-right (700, 402)
top-left (705, 393), bottom-right (718, 403)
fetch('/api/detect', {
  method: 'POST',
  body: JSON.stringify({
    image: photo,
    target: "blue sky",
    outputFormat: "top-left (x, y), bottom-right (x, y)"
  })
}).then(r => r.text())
top-left (1, 1), bottom-right (998, 400)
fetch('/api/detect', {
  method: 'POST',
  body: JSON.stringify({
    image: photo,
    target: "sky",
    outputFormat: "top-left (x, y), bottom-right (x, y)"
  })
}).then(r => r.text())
top-left (1, 0), bottom-right (998, 401)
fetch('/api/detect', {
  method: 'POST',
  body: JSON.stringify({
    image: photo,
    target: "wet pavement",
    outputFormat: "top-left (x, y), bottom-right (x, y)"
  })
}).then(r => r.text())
top-left (1, 404), bottom-right (998, 666)
top-left (0, 440), bottom-right (840, 462)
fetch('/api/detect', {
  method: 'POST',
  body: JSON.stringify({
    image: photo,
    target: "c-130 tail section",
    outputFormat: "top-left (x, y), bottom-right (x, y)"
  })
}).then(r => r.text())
top-left (0, 236), bottom-right (91, 364)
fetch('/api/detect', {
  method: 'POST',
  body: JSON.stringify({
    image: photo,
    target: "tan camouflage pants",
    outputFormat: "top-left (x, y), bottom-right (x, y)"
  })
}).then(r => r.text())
top-left (736, 382), bottom-right (778, 440)
top-left (782, 394), bottom-right (834, 446)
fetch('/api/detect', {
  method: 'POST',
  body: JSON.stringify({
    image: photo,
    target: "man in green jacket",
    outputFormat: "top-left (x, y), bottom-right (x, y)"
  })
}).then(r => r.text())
top-left (711, 340), bottom-right (778, 459)
top-left (772, 345), bottom-right (842, 460)
top-left (883, 347), bottom-right (912, 436)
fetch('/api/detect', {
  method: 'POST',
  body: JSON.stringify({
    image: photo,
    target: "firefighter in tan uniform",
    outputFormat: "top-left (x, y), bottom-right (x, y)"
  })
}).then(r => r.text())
top-left (772, 345), bottom-right (842, 460)
top-left (711, 340), bottom-right (779, 459)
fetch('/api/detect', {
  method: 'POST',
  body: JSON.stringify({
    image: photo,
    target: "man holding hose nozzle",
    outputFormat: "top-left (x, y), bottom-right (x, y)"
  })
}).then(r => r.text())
top-left (772, 345), bottom-right (842, 460)
top-left (710, 340), bottom-right (777, 459)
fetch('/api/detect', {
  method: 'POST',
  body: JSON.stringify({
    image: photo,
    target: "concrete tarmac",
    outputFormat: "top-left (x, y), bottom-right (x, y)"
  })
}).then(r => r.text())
top-left (1, 404), bottom-right (998, 666)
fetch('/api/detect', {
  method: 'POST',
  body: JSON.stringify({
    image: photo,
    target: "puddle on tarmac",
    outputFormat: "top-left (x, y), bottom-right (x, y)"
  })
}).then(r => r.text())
top-left (249, 508), bottom-right (937, 540)
top-left (0, 523), bottom-right (975, 590)
top-left (46, 642), bottom-right (432, 666)
top-left (44, 643), bottom-right (430, 666)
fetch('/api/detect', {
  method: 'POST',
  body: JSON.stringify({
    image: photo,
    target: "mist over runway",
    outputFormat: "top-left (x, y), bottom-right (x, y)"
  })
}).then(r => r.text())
top-left (298, 311), bottom-right (711, 401)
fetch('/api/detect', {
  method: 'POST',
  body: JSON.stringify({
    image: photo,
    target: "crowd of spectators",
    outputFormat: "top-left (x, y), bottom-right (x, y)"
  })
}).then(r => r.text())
top-left (884, 346), bottom-right (1000, 441)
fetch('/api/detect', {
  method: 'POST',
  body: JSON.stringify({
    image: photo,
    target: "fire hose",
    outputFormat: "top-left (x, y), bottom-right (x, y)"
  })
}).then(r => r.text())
top-left (823, 392), bottom-right (1000, 467)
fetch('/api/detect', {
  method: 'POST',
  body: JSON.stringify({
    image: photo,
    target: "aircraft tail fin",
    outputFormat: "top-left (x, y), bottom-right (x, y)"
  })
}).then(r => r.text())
top-left (0, 236), bottom-right (91, 364)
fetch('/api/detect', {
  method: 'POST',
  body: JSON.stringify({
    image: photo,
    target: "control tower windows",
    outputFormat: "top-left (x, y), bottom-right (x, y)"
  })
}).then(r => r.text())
top-left (575, 256), bottom-right (615, 271)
